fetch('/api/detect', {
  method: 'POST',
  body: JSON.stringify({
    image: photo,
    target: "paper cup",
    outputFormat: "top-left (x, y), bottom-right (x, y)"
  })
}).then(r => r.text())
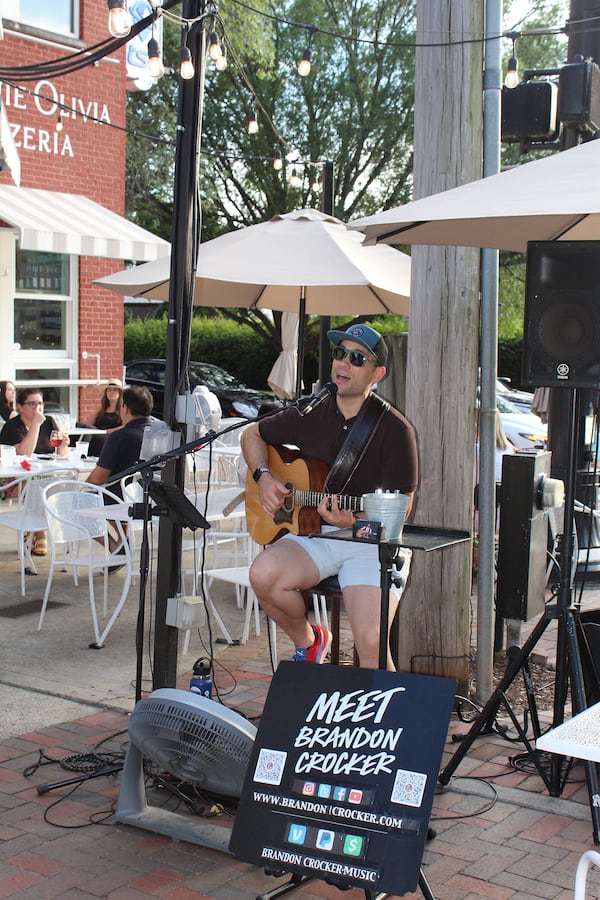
top-left (75, 441), bottom-right (90, 458)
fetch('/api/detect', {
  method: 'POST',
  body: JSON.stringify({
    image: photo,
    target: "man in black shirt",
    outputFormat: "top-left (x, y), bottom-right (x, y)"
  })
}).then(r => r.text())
top-left (241, 324), bottom-right (418, 669)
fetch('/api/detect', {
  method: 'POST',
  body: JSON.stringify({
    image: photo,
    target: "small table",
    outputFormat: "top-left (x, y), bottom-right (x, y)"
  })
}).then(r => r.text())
top-left (536, 702), bottom-right (600, 763)
top-left (311, 524), bottom-right (470, 669)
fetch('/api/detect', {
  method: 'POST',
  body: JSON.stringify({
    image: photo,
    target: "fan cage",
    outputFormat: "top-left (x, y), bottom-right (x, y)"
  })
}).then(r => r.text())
top-left (128, 689), bottom-right (256, 798)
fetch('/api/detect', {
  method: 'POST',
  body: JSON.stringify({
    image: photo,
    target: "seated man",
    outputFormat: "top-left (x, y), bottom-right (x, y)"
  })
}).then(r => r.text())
top-left (86, 386), bottom-right (153, 553)
top-left (241, 324), bottom-right (418, 670)
top-left (86, 385), bottom-right (153, 492)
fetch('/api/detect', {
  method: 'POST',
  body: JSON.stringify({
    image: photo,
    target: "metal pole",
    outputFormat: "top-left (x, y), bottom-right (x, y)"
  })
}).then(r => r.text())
top-left (318, 160), bottom-right (334, 389)
top-left (476, 0), bottom-right (502, 702)
top-left (153, 0), bottom-right (208, 689)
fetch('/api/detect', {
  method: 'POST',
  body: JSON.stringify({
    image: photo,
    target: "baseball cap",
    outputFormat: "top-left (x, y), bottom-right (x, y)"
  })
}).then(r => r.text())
top-left (327, 323), bottom-right (388, 367)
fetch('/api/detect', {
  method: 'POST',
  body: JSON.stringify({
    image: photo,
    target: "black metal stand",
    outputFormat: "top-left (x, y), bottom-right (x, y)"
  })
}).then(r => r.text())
top-left (438, 387), bottom-right (600, 844)
top-left (258, 526), bottom-right (467, 900)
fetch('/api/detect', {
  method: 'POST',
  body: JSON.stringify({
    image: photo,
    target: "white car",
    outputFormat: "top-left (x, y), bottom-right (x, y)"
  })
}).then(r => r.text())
top-left (497, 394), bottom-right (547, 450)
top-left (497, 378), bottom-right (535, 415)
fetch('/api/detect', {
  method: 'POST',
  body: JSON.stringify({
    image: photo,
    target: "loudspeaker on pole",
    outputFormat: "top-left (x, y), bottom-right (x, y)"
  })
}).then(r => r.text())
top-left (522, 241), bottom-right (600, 389)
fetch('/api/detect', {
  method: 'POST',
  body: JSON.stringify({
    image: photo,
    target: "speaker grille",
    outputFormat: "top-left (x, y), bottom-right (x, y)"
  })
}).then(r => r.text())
top-left (523, 242), bottom-right (600, 388)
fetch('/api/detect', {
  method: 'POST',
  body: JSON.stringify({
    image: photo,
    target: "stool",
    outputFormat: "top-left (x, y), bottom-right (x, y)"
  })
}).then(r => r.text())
top-left (302, 576), bottom-right (345, 665)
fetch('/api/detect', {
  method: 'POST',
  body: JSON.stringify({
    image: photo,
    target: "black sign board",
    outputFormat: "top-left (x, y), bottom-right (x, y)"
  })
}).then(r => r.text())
top-left (230, 663), bottom-right (456, 895)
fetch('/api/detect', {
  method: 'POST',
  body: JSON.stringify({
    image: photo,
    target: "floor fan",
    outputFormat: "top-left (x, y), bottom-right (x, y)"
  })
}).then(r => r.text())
top-left (116, 689), bottom-right (256, 852)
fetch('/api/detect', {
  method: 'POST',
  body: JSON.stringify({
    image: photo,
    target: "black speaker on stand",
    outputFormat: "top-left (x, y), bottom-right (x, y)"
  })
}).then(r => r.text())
top-left (439, 242), bottom-right (600, 842)
top-left (522, 241), bottom-right (600, 389)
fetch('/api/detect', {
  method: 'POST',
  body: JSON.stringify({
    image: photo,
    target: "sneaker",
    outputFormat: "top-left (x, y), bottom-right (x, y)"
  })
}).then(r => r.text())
top-left (292, 625), bottom-right (332, 664)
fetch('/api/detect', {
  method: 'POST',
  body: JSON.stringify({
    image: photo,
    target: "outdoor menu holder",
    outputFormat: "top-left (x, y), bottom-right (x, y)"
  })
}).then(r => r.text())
top-left (230, 523), bottom-right (469, 900)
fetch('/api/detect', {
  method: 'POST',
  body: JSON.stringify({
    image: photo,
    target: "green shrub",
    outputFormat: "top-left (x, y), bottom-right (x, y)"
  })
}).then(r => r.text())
top-left (124, 316), bottom-right (278, 389)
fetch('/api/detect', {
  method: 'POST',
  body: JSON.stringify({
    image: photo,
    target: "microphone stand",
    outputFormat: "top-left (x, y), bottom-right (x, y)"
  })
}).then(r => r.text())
top-left (105, 404), bottom-right (297, 706)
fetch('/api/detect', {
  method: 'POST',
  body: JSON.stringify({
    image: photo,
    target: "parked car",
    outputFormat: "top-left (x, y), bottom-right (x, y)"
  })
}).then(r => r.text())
top-left (497, 394), bottom-right (547, 450)
top-left (497, 378), bottom-right (535, 415)
top-left (124, 359), bottom-right (278, 420)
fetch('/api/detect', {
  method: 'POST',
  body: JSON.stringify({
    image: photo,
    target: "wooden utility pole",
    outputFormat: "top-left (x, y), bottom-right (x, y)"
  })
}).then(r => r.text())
top-left (396, 0), bottom-right (484, 689)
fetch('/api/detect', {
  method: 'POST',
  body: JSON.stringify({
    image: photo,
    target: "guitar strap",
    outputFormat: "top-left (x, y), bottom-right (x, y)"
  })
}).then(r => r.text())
top-left (324, 392), bottom-right (390, 495)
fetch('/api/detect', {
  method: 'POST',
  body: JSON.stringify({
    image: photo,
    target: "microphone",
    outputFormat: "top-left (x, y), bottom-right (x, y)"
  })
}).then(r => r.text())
top-left (300, 382), bottom-right (337, 416)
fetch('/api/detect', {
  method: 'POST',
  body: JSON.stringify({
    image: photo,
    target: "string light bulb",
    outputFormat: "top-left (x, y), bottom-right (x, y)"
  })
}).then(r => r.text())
top-left (215, 44), bottom-right (227, 71)
top-left (180, 43), bottom-right (195, 80)
top-left (273, 150), bottom-right (283, 171)
top-left (248, 108), bottom-right (259, 135)
top-left (298, 26), bottom-right (316, 77)
top-left (297, 48), bottom-right (312, 77)
top-left (147, 36), bottom-right (164, 79)
top-left (107, 0), bottom-right (132, 38)
top-left (209, 32), bottom-right (222, 61)
top-left (290, 168), bottom-right (302, 188)
top-left (55, 112), bottom-right (63, 133)
top-left (311, 172), bottom-right (321, 191)
top-left (505, 36), bottom-right (519, 88)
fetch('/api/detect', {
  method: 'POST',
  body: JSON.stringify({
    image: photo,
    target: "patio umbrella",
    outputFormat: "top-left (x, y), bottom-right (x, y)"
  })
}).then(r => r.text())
top-left (96, 208), bottom-right (411, 395)
top-left (351, 138), bottom-right (600, 252)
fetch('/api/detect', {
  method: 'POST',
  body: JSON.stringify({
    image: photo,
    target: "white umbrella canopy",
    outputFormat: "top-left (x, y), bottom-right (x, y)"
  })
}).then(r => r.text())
top-left (351, 138), bottom-right (600, 252)
top-left (95, 208), bottom-right (411, 315)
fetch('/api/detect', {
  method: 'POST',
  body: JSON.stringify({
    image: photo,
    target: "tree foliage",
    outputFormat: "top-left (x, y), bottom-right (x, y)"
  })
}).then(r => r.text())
top-left (126, 0), bottom-right (416, 238)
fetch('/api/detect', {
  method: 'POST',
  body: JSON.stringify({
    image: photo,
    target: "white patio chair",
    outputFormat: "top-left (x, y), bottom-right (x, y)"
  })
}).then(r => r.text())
top-left (0, 468), bottom-right (78, 596)
top-left (39, 480), bottom-right (133, 648)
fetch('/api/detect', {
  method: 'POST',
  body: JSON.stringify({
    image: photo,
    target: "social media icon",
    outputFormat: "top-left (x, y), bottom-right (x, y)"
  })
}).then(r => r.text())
top-left (333, 786), bottom-right (347, 801)
top-left (317, 783), bottom-right (332, 798)
top-left (302, 782), bottom-right (316, 796)
top-left (343, 834), bottom-right (364, 857)
top-left (288, 823), bottom-right (307, 845)
top-left (316, 829), bottom-right (335, 851)
top-left (348, 789), bottom-right (363, 804)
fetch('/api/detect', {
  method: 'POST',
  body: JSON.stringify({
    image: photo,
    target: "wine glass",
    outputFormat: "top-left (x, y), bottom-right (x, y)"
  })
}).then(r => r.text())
top-left (50, 429), bottom-right (62, 459)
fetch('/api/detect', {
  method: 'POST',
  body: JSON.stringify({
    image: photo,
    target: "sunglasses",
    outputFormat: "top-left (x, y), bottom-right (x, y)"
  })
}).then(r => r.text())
top-left (331, 346), bottom-right (378, 367)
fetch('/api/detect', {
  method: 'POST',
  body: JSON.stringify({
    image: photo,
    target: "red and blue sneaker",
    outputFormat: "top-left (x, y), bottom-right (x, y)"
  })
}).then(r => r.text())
top-left (292, 625), bottom-right (332, 663)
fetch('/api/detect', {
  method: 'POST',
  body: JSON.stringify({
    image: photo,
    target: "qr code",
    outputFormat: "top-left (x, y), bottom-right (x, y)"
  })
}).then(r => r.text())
top-left (390, 769), bottom-right (427, 807)
top-left (254, 748), bottom-right (287, 785)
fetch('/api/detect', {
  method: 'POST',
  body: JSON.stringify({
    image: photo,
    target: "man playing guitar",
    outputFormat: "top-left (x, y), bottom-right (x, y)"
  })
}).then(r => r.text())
top-left (241, 323), bottom-right (418, 669)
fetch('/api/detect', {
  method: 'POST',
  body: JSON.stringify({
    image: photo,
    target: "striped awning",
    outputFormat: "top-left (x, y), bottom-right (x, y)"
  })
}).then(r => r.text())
top-left (0, 184), bottom-right (169, 261)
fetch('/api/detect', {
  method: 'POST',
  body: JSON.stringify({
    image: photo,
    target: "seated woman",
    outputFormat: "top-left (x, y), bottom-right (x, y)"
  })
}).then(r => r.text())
top-left (0, 380), bottom-right (17, 423)
top-left (0, 387), bottom-right (69, 555)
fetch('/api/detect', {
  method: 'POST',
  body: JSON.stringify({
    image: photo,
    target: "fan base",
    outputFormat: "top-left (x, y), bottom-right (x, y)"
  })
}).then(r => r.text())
top-left (115, 806), bottom-right (232, 853)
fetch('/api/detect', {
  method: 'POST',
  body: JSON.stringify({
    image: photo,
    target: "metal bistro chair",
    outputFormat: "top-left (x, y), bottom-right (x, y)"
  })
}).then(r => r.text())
top-left (39, 480), bottom-right (133, 648)
top-left (0, 467), bottom-right (78, 596)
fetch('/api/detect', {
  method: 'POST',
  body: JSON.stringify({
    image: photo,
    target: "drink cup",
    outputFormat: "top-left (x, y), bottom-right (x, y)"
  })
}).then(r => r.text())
top-left (0, 445), bottom-right (17, 465)
top-left (76, 441), bottom-right (90, 458)
top-left (362, 491), bottom-right (410, 541)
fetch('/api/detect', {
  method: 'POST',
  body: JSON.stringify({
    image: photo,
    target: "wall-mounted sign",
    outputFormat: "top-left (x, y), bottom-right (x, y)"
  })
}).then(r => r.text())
top-left (230, 662), bottom-right (456, 895)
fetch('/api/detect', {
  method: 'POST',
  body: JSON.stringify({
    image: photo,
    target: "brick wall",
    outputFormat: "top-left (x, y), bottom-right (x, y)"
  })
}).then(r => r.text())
top-left (0, 0), bottom-right (130, 422)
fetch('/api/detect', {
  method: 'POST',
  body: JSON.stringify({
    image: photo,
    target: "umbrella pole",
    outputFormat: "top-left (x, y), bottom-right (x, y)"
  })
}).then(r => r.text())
top-left (295, 290), bottom-right (306, 399)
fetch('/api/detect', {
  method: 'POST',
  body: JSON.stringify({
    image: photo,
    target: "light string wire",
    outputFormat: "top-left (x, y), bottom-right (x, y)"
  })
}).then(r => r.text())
top-left (0, 2), bottom-right (580, 181)
top-left (0, 0), bottom-right (578, 83)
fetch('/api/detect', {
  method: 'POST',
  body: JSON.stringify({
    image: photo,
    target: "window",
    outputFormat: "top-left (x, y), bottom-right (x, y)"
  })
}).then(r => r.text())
top-left (1, 0), bottom-right (78, 38)
top-left (15, 250), bottom-right (70, 351)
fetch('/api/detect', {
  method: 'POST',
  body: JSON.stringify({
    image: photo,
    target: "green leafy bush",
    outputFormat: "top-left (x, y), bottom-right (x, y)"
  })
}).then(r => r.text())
top-left (124, 316), bottom-right (278, 389)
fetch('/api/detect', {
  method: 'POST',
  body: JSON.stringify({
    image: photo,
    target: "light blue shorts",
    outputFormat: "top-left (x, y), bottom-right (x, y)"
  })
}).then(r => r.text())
top-left (282, 527), bottom-right (412, 595)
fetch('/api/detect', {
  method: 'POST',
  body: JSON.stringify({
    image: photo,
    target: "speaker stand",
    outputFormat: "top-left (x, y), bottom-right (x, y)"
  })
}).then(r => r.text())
top-left (439, 387), bottom-right (600, 844)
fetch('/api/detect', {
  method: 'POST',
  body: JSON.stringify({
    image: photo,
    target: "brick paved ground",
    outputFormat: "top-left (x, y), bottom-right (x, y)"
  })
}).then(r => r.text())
top-left (2, 526), bottom-right (600, 898)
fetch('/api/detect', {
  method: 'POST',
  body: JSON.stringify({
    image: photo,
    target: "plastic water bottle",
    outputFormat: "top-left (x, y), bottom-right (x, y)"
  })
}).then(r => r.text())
top-left (190, 657), bottom-right (212, 697)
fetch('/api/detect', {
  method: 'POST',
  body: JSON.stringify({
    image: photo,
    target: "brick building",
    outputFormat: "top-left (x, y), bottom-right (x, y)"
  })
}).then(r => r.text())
top-left (0, 1), bottom-right (168, 423)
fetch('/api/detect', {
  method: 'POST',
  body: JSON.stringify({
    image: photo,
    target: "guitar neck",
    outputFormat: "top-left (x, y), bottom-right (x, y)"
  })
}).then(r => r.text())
top-left (294, 489), bottom-right (362, 512)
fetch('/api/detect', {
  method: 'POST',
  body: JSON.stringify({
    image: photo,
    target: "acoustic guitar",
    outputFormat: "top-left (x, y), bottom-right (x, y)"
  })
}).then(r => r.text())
top-left (245, 444), bottom-right (363, 545)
